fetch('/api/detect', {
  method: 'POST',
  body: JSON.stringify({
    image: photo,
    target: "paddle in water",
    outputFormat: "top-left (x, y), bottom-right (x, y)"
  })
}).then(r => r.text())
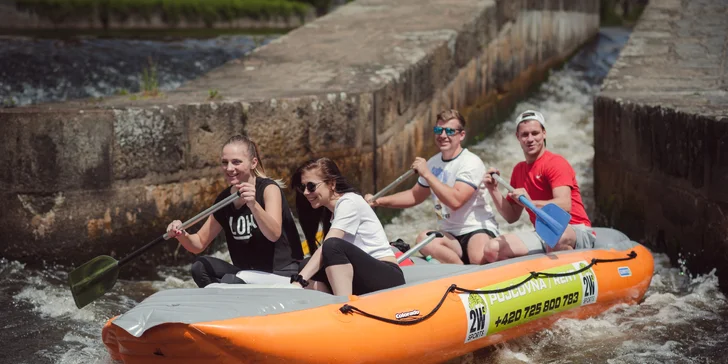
top-left (68, 191), bottom-right (242, 309)
top-left (490, 173), bottom-right (571, 248)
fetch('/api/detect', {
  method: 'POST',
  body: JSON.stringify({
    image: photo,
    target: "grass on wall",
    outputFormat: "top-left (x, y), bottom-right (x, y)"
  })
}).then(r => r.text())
top-left (15, 0), bottom-right (316, 27)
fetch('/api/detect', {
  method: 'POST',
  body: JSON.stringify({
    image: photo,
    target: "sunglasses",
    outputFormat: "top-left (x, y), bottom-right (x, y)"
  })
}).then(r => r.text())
top-left (433, 126), bottom-right (463, 136)
top-left (297, 181), bottom-right (326, 193)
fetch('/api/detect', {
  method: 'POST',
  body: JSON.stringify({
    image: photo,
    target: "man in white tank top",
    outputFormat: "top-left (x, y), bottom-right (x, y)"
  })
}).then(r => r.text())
top-left (365, 109), bottom-right (500, 264)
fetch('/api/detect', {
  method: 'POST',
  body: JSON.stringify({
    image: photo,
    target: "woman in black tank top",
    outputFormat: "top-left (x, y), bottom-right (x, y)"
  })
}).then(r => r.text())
top-left (165, 135), bottom-right (302, 287)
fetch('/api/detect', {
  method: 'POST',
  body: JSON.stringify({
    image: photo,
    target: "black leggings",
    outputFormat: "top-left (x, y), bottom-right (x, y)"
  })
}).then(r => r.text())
top-left (190, 256), bottom-right (298, 288)
top-left (300, 238), bottom-right (405, 295)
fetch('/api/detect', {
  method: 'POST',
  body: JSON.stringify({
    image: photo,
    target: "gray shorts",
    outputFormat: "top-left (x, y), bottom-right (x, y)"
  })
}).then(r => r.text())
top-left (514, 224), bottom-right (596, 254)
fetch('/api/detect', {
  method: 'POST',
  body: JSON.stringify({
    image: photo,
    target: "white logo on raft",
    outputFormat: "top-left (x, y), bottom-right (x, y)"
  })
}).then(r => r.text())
top-left (574, 261), bottom-right (599, 305)
top-left (488, 278), bottom-right (548, 306)
top-left (394, 310), bottom-right (420, 320)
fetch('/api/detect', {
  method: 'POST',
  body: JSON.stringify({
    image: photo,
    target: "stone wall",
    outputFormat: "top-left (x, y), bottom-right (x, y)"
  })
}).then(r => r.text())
top-left (0, 0), bottom-right (600, 270)
top-left (594, 0), bottom-right (728, 288)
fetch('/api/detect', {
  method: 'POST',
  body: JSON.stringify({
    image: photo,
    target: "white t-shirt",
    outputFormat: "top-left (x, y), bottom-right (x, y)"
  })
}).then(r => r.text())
top-left (330, 193), bottom-right (394, 259)
top-left (417, 148), bottom-right (500, 236)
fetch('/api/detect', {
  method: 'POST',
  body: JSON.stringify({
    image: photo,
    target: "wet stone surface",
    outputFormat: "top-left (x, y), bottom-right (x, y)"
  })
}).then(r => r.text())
top-left (594, 0), bottom-right (728, 289)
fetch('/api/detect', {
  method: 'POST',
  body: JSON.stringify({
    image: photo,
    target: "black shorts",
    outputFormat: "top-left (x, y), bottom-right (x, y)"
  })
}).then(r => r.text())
top-left (455, 229), bottom-right (497, 264)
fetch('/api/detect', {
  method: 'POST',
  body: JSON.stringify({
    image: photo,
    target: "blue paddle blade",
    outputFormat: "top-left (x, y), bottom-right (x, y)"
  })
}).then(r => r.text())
top-left (534, 203), bottom-right (571, 248)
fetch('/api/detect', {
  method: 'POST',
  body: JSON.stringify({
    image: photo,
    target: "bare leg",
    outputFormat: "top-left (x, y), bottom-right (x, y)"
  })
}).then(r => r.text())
top-left (416, 230), bottom-right (464, 264)
top-left (305, 280), bottom-right (332, 294)
top-left (463, 233), bottom-right (494, 265)
top-left (482, 234), bottom-right (531, 263)
top-left (547, 225), bottom-right (576, 253)
top-left (325, 263), bottom-right (354, 296)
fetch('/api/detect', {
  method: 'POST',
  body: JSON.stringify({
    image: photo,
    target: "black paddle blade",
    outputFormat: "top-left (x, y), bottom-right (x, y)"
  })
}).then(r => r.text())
top-left (68, 255), bottom-right (119, 309)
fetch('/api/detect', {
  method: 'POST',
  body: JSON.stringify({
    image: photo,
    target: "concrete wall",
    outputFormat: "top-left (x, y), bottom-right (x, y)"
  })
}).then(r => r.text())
top-left (0, 0), bottom-right (600, 269)
top-left (594, 0), bottom-right (728, 288)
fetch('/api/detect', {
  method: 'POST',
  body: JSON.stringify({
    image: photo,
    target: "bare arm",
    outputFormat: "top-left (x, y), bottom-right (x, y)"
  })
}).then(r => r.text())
top-left (167, 215), bottom-right (223, 254)
top-left (369, 183), bottom-right (430, 208)
top-left (423, 176), bottom-right (476, 211)
top-left (248, 184), bottom-right (284, 242)
top-left (483, 169), bottom-right (523, 224)
top-left (298, 229), bottom-right (346, 280)
top-left (488, 187), bottom-right (523, 223)
top-left (529, 186), bottom-right (572, 212)
top-left (410, 156), bottom-right (475, 211)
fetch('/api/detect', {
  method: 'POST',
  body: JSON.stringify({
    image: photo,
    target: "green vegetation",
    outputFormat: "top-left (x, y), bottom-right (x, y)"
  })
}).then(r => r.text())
top-left (600, 0), bottom-right (647, 27)
top-left (0, 27), bottom-right (286, 39)
top-left (251, 34), bottom-right (265, 47)
top-left (15, 0), bottom-right (319, 28)
top-left (2, 98), bottom-right (17, 108)
top-left (208, 89), bottom-right (220, 100)
top-left (140, 57), bottom-right (160, 97)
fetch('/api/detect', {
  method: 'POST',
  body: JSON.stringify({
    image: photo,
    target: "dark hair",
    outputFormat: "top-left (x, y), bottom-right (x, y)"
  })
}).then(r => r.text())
top-left (436, 109), bottom-right (466, 129)
top-left (290, 157), bottom-right (358, 254)
top-left (223, 135), bottom-right (285, 186)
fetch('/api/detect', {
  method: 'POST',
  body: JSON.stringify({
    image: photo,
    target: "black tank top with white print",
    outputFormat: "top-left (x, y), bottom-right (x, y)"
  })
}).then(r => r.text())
top-left (212, 178), bottom-right (302, 272)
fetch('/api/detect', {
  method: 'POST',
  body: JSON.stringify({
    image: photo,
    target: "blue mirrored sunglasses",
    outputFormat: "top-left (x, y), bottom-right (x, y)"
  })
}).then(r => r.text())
top-left (433, 126), bottom-right (463, 136)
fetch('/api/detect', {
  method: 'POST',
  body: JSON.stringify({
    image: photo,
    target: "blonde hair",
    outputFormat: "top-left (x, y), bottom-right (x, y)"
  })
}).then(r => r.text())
top-left (436, 109), bottom-right (466, 129)
top-left (223, 135), bottom-right (286, 187)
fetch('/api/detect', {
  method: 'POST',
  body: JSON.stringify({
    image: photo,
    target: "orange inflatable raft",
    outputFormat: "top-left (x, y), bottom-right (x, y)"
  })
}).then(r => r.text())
top-left (102, 228), bottom-right (653, 363)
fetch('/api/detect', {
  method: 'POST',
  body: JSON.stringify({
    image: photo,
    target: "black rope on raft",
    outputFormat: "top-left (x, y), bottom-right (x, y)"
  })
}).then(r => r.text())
top-left (339, 251), bottom-right (638, 325)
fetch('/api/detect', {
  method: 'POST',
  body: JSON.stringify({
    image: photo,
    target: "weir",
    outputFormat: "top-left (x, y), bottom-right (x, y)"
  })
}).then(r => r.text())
top-left (0, 0), bottom-right (600, 267)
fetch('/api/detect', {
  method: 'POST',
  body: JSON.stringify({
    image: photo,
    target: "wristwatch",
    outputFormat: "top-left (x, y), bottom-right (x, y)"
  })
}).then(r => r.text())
top-left (290, 274), bottom-right (309, 288)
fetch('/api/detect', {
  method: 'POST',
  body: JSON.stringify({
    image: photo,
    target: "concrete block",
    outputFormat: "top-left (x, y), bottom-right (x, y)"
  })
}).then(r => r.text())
top-left (112, 107), bottom-right (186, 180)
top-left (1, 109), bottom-right (113, 193)
top-left (595, 0), bottom-right (728, 291)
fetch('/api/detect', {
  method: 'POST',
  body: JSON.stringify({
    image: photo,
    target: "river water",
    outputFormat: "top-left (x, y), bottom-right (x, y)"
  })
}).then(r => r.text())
top-left (0, 34), bottom-right (275, 107)
top-left (2, 28), bottom-right (728, 364)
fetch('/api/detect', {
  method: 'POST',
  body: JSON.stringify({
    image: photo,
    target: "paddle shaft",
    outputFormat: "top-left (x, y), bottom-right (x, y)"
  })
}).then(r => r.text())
top-left (371, 170), bottom-right (415, 201)
top-left (118, 190), bottom-right (241, 267)
top-left (490, 173), bottom-right (565, 232)
top-left (396, 231), bottom-right (443, 263)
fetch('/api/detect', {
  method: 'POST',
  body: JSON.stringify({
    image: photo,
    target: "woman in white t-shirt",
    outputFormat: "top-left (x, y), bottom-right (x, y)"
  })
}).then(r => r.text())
top-left (289, 158), bottom-right (405, 296)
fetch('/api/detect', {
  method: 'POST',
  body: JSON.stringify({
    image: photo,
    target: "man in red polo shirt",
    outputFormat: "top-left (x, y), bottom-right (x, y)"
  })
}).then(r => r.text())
top-left (482, 110), bottom-right (595, 259)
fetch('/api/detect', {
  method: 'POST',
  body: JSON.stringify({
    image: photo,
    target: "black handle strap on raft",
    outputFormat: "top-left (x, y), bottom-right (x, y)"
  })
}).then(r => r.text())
top-left (339, 251), bottom-right (637, 325)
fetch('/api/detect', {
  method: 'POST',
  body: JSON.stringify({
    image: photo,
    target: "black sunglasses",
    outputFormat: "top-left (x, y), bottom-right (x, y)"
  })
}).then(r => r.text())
top-left (433, 126), bottom-right (463, 136)
top-left (297, 181), bottom-right (326, 193)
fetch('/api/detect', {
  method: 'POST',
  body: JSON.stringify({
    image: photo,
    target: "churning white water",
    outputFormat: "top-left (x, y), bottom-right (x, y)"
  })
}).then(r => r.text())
top-left (3, 28), bottom-right (727, 364)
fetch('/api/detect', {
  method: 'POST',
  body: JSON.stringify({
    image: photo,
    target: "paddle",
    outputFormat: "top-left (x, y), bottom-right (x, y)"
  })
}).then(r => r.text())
top-left (396, 231), bottom-right (444, 264)
top-left (369, 169), bottom-right (416, 202)
top-left (68, 190), bottom-right (242, 309)
top-left (490, 173), bottom-right (571, 248)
